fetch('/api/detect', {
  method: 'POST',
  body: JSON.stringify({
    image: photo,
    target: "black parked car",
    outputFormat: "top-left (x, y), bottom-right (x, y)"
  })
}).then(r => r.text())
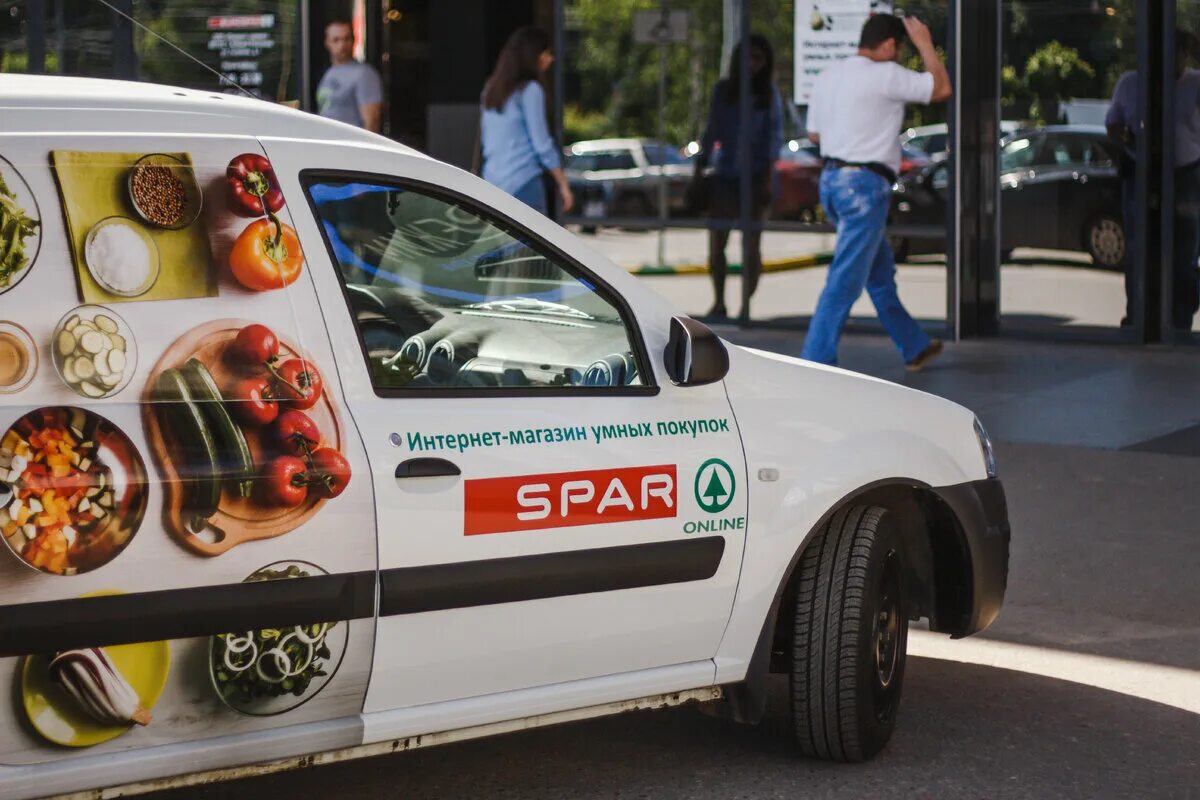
top-left (890, 125), bottom-right (1126, 269)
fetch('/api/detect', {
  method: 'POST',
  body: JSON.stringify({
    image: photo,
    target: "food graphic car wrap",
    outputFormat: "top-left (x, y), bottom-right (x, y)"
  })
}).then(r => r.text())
top-left (464, 465), bottom-right (678, 535)
top-left (0, 134), bottom-right (374, 767)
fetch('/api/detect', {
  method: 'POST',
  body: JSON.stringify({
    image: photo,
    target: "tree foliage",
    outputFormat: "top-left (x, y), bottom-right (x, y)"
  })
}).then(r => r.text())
top-left (1023, 41), bottom-right (1095, 124)
top-left (564, 0), bottom-right (794, 145)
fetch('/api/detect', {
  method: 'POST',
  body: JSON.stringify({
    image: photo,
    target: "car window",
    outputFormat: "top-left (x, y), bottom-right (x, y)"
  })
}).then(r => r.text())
top-left (1048, 135), bottom-right (1086, 166)
top-left (304, 177), bottom-right (646, 392)
top-left (930, 162), bottom-right (949, 191)
top-left (593, 150), bottom-right (637, 170)
top-left (565, 153), bottom-right (597, 171)
top-left (642, 144), bottom-right (684, 166)
top-left (1043, 134), bottom-right (1116, 168)
top-left (1000, 137), bottom-right (1038, 172)
top-left (909, 133), bottom-right (946, 154)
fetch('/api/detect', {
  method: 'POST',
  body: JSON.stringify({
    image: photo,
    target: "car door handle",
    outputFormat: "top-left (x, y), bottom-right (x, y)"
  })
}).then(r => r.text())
top-left (395, 458), bottom-right (461, 479)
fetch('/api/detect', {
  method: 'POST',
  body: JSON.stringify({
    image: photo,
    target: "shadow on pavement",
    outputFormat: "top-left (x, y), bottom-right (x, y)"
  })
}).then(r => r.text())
top-left (149, 660), bottom-right (1199, 800)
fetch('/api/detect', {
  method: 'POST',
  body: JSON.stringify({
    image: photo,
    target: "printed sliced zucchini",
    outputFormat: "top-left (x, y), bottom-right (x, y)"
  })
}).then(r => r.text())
top-left (55, 312), bottom-right (129, 397)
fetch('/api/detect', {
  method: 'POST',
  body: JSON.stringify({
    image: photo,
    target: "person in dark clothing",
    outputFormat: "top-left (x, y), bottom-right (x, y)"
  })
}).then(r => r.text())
top-left (1107, 29), bottom-right (1200, 331)
top-left (693, 34), bottom-right (784, 324)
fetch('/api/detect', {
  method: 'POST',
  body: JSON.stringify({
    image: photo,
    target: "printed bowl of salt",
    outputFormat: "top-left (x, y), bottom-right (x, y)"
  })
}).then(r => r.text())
top-left (84, 217), bottom-right (161, 298)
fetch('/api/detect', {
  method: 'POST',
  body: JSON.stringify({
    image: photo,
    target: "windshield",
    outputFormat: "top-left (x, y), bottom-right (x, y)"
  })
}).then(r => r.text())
top-left (1001, 137), bottom-right (1038, 172)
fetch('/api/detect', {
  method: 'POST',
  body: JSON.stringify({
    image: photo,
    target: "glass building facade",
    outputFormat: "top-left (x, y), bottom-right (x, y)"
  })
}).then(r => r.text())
top-left (1, 0), bottom-right (1194, 342)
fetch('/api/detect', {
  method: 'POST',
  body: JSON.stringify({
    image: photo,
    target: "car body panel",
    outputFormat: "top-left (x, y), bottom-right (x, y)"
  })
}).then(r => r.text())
top-left (0, 76), bottom-right (1007, 800)
top-left (713, 345), bottom-right (985, 681)
top-left (565, 138), bottom-right (691, 217)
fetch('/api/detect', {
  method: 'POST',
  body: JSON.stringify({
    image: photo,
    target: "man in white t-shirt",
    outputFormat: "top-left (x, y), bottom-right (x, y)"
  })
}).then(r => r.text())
top-left (801, 14), bottom-right (951, 370)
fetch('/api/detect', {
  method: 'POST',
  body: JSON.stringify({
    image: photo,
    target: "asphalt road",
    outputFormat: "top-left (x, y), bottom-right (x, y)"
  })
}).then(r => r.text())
top-left (144, 435), bottom-right (1200, 800)
top-left (149, 663), bottom-right (1200, 800)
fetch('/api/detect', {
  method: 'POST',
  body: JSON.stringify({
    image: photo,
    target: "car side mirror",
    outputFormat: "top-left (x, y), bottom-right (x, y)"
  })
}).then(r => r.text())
top-left (663, 316), bottom-right (729, 386)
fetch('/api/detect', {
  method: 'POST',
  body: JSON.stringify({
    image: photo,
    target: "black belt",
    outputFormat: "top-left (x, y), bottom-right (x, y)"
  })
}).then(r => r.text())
top-left (825, 158), bottom-right (897, 185)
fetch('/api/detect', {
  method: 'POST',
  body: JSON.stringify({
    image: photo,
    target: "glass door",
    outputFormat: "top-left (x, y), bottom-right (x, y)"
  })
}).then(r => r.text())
top-left (997, 0), bottom-right (1135, 339)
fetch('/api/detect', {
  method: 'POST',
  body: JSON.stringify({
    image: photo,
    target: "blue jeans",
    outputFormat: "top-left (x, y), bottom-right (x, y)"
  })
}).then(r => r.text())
top-left (511, 174), bottom-right (547, 215)
top-left (801, 167), bottom-right (931, 365)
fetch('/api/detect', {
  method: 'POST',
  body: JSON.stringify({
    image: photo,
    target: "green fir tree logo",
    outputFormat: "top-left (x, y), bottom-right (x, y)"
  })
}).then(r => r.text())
top-left (694, 458), bottom-right (735, 514)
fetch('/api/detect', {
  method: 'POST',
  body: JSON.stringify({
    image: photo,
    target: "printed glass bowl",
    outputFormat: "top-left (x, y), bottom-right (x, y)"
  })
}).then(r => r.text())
top-left (127, 153), bottom-right (203, 230)
top-left (50, 304), bottom-right (138, 400)
top-left (0, 320), bottom-right (38, 395)
top-left (84, 216), bottom-right (161, 298)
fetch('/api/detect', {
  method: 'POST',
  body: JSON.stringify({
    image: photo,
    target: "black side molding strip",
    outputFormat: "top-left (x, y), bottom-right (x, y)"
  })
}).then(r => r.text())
top-left (0, 571), bottom-right (377, 659)
top-left (0, 537), bottom-right (726, 657)
top-left (379, 536), bottom-right (726, 616)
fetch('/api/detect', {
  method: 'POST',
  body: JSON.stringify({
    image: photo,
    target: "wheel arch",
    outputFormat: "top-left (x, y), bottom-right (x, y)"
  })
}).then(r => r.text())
top-left (712, 478), bottom-right (974, 725)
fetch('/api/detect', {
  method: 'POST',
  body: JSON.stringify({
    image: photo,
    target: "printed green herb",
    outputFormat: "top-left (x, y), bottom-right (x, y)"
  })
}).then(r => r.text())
top-left (0, 172), bottom-right (39, 288)
top-left (211, 565), bottom-right (336, 704)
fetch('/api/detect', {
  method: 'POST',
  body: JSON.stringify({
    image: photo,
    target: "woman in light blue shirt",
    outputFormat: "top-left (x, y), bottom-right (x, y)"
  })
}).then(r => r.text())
top-left (481, 27), bottom-right (574, 215)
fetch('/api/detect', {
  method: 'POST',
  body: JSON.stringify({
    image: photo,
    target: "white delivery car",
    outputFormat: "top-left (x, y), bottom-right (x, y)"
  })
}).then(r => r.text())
top-left (0, 77), bottom-right (1009, 800)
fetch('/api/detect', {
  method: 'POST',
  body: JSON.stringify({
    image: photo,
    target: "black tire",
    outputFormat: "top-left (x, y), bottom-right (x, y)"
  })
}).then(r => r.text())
top-left (790, 505), bottom-right (908, 762)
top-left (889, 236), bottom-right (910, 263)
top-left (1086, 214), bottom-right (1126, 269)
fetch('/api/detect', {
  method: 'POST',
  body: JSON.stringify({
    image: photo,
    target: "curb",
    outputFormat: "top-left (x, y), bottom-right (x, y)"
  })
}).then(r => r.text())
top-left (628, 251), bottom-right (833, 276)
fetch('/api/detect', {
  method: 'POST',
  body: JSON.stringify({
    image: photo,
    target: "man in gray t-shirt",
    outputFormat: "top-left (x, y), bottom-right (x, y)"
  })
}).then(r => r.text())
top-left (316, 20), bottom-right (383, 132)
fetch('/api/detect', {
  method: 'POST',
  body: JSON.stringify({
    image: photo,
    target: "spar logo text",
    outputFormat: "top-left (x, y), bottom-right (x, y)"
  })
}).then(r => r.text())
top-left (464, 465), bottom-right (677, 535)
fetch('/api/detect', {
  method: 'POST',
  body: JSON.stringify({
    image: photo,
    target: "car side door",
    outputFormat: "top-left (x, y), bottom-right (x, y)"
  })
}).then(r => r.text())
top-left (265, 139), bottom-right (748, 726)
top-left (1000, 133), bottom-right (1053, 251)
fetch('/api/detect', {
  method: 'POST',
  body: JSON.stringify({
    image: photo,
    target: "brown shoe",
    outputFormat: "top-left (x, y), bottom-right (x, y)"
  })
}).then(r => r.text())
top-left (906, 340), bottom-right (944, 372)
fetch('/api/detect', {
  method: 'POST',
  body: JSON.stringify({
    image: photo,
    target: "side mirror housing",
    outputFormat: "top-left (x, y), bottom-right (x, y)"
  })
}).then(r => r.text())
top-left (663, 316), bottom-right (730, 386)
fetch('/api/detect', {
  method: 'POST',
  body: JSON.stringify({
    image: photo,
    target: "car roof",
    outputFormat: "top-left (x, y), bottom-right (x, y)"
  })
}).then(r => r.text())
top-left (903, 120), bottom-right (1022, 139)
top-left (1003, 124), bottom-right (1108, 141)
top-left (568, 138), bottom-right (667, 153)
top-left (0, 74), bottom-right (419, 154)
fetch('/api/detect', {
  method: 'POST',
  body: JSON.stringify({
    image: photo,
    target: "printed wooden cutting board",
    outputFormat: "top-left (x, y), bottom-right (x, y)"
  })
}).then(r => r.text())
top-left (141, 319), bottom-right (344, 556)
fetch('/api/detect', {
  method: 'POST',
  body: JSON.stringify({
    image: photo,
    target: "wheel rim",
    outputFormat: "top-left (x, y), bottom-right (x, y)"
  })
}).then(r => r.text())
top-left (871, 549), bottom-right (902, 723)
top-left (1091, 219), bottom-right (1125, 265)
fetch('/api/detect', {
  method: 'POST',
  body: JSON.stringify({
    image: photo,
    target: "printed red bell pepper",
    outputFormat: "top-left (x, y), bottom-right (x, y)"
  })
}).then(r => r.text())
top-left (226, 153), bottom-right (285, 217)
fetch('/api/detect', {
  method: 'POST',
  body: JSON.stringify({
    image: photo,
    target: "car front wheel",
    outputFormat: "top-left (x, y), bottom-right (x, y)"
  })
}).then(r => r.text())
top-left (790, 505), bottom-right (908, 762)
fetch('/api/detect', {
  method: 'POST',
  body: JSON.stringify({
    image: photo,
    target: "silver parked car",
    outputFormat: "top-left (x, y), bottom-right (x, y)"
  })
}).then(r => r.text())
top-left (564, 138), bottom-right (693, 220)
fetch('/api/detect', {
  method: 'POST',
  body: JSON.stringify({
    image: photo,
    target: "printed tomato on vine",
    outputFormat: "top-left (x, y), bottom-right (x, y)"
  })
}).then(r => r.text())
top-left (273, 358), bottom-right (323, 410)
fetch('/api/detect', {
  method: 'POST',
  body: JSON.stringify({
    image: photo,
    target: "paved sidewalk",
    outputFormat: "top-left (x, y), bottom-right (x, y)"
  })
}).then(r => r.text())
top-left (718, 327), bottom-right (1200, 453)
top-left (582, 227), bottom-right (1200, 332)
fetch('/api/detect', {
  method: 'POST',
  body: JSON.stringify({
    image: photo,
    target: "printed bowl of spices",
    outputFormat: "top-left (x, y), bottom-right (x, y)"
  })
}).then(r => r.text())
top-left (84, 217), bottom-right (160, 298)
top-left (0, 321), bottom-right (37, 395)
top-left (127, 153), bottom-right (202, 230)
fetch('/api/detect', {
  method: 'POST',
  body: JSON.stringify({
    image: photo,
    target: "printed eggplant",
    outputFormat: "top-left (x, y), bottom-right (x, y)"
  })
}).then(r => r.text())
top-left (48, 647), bottom-right (151, 726)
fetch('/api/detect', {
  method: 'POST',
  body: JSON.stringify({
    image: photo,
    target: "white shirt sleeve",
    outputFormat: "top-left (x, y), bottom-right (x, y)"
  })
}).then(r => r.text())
top-left (884, 63), bottom-right (935, 105)
top-left (807, 77), bottom-right (824, 135)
